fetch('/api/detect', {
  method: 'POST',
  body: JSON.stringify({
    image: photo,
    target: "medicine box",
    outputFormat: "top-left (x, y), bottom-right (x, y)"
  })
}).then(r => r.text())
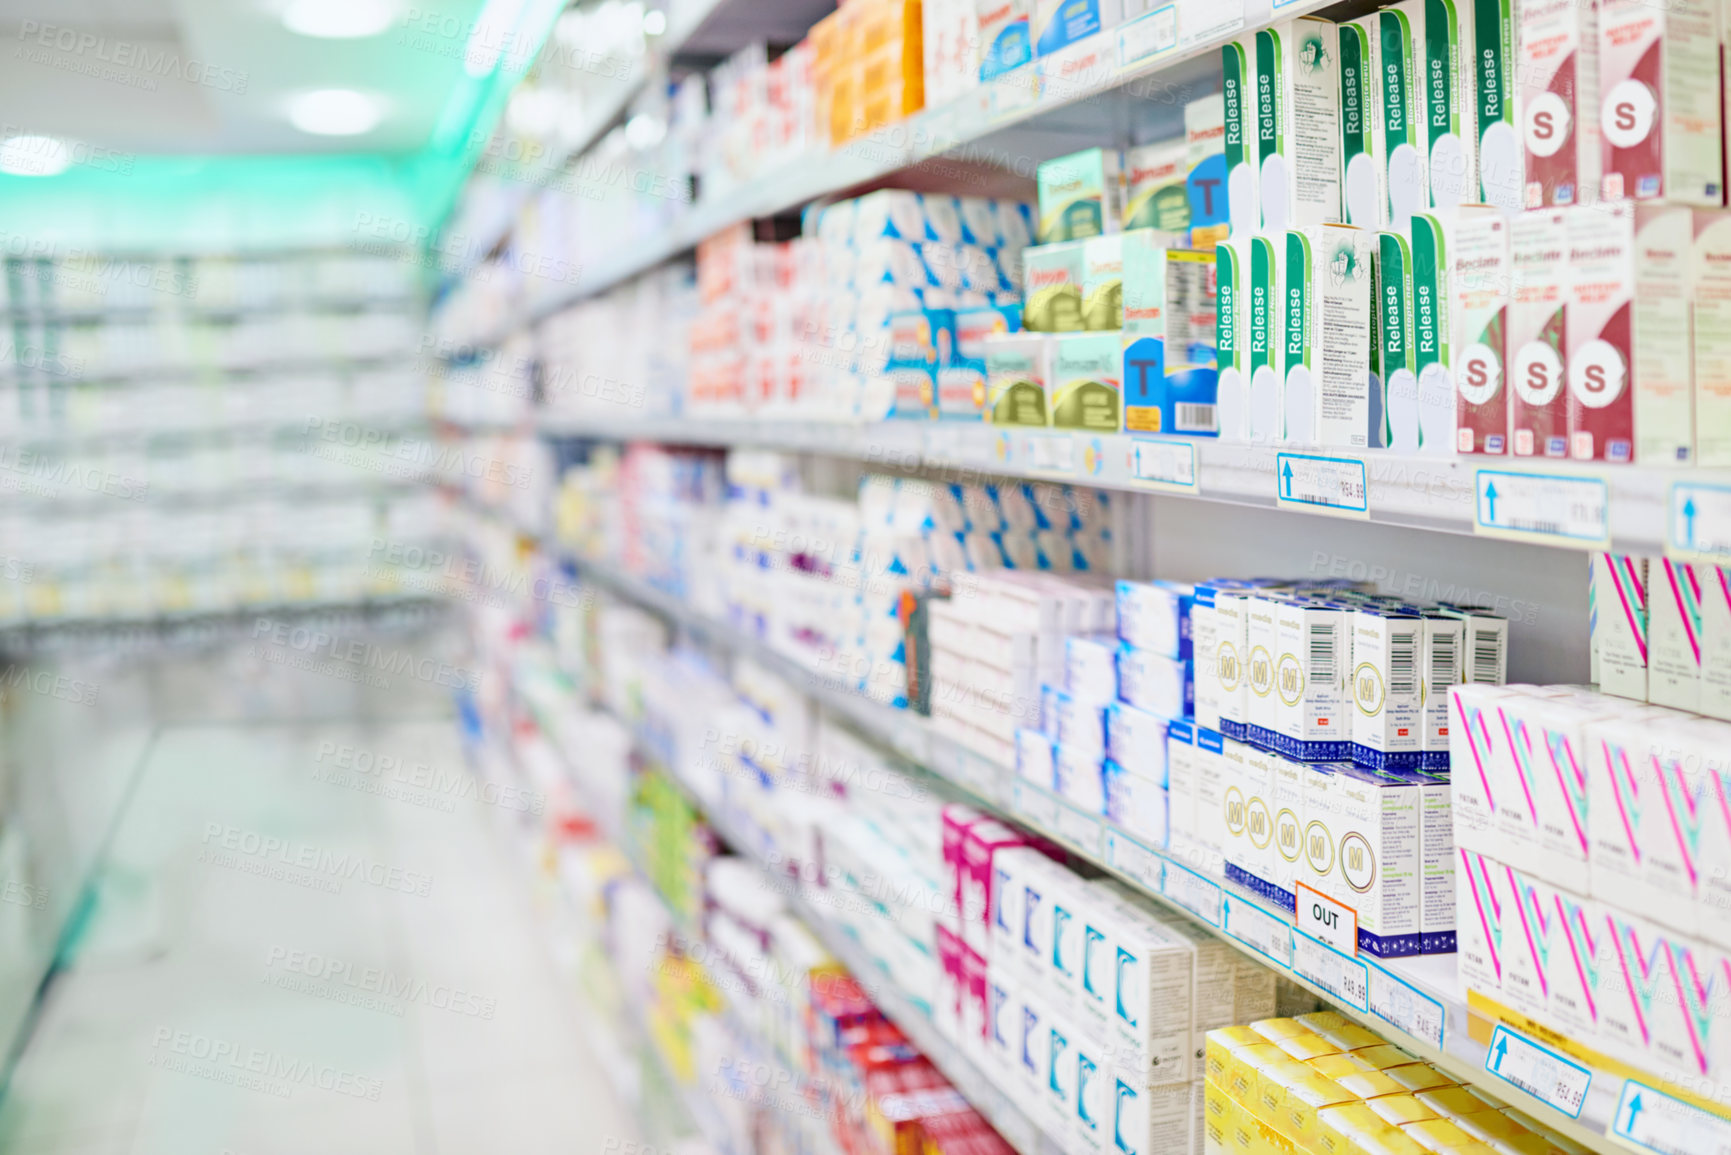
top-left (986, 334), bottom-right (1053, 426)
top-left (942, 304), bottom-right (1022, 420)
top-left (1307, 762), bottom-right (1423, 957)
top-left (1032, 0), bottom-right (1119, 56)
top-left (1649, 558), bottom-right (1705, 711)
top-left (1451, 211), bottom-right (1510, 454)
top-left (1518, 0), bottom-right (1600, 208)
top-left (1350, 606), bottom-right (1426, 769)
top-left (1185, 94), bottom-right (1230, 246)
top-left (1037, 148), bottom-right (1125, 244)
top-left (1401, 0), bottom-right (1476, 216)
top-left (1472, 0), bottom-right (1520, 211)
top-left (1374, 6), bottom-right (1426, 232)
top-left (1419, 612), bottom-right (1463, 768)
top-left (1220, 37), bottom-right (1259, 236)
top-left (1106, 699), bottom-right (1169, 782)
top-left (1375, 229), bottom-right (1416, 450)
top-left (1408, 211), bottom-right (1466, 455)
top-left (1508, 209), bottom-right (1570, 458)
top-left (1692, 210), bottom-right (1731, 466)
top-left (1023, 241), bottom-right (1087, 331)
top-left (1125, 139), bottom-right (1191, 234)
top-left (1104, 760), bottom-right (1169, 846)
top-left (1242, 233), bottom-right (1285, 443)
top-left (1122, 243), bottom-right (1218, 436)
top-left (978, 0), bottom-right (1033, 79)
top-left (1598, 0), bottom-right (1722, 204)
top-left (1116, 579), bottom-right (1193, 659)
top-left (1337, 17), bottom-right (1384, 229)
top-left (1286, 225), bottom-right (1374, 449)
top-left (1254, 18), bottom-right (1343, 233)
top-left (1270, 599), bottom-right (1350, 761)
top-left (1104, 898), bottom-right (1196, 1085)
top-left (1082, 234), bottom-right (1124, 331)
top-left (1117, 642), bottom-right (1193, 721)
top-left (1594, 553), bottom-right (1649, 700)
top-left (1051, 331), bottom-right (1123, 431)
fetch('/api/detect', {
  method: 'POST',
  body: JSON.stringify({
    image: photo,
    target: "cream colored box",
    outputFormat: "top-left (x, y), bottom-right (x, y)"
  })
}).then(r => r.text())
top-left (1254, 18), bottom-right (1343, 232)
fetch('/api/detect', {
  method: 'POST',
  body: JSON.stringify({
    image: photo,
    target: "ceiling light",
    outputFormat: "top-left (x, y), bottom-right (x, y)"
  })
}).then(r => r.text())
top-left (288, 90), bottom-right (383, 136)
top-left (282, 0), bottom-right (395, 38)
top-left (642, 8), bottom-right (666, 34)
top-left (0, 135), bottom-right (71, 176)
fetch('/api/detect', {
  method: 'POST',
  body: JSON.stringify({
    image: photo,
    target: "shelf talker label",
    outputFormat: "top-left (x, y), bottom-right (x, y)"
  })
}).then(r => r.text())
top-left (1474, 469), bottom-right (1610, 546)
top-left (1128, 436), bottom-right (1199, 492)
top-left (1104, 828), bottom-right (1163, 892)
top-left (1367, 962), bottom-right (1445, 1050)
top-left (1117, 4), bottom-right (1178, 68)
top-left (1295, 881), bottom-right (1357, 955)
top-left (1275, 453), bottom-right (1370, 517)
top-left (1292, 932), bottom-right (1370, 1012)
top-left (1609, 1080), bottom-right (1731, 1155)
top-left (1221, 892), bottom-right (1294, 968)
top-left (1668, 482), bottom-right (1731, 562)
top-left (1484, 1024), bottom-right (1591, 1119)
top-left (1162, 857), bottom-right (1223, 926)
top-left (1026, 433), bottom-right (1075, 475)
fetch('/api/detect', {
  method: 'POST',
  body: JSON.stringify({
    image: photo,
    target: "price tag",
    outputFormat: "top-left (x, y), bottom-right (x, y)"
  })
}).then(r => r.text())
top-left (1669, 482), bottom-right (1731, 561)
top-left (923, 427), bottom-right (961, 465)
top-left (1292, 933), bottom-right (1370, 1012)
top-left (1118, 4), bottom-right (1178, 68)
top-left (1221, 892), bottom-right (1294, 969)
top-left (1484, 1025), bottom-right (1592, 1119)
top-left (1105, 828), bottom-right (1163, 892)
top-left (1161, 857), bottom-right (1223, 926)
top-left (1474, 469), bottom-right (1610, 546)
top-left (1027, 433), bottom-right (1075, 475)
top-left (1175, 0), bottom-right (1245, 50)
top-left (1275, 453), bottom-right (1371, 517)
top-left (1057, 801), bottom-right (1103, 856)
top-left (1011, 778), bottom-right (1059, 831)
top-left (1128, 436), bottom-right (1199, 492)
top-left (1609, 1081), bottom-right (1731, 1155)
top-left (987, 65), bottom-right (1040, 121)
top-left (1295, 882), bottom-right (1357, 956)
top-left (1367, 963), bottom-right (1446, 1050)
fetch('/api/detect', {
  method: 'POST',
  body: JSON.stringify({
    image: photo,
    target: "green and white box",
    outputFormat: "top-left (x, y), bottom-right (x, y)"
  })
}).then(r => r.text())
top-left (1242, 232), bottom-right (1285, 443)
top-left (1282, 224), bottom-right (1375, 448)
top-left (1470, 0), bottom-right (1519, 212)
top-left (1338, 17), bottom-right (1385, 229)
top-left (1254, 18), bottom-right (1344, 232)
top-left (1221, 38), bottom-right (1259, 236)
top-left (1374, 6), bottom-right (1426, 231)
top-left (1051, 331), bottom-right (1123, 431)
top-left (1399, 0), bottom-right (1476, 218)
top-left (1037, 148), bottom-right (1125, 244)
top-left (1408, 210), bottom-right (1467, 454)
top-left (1375, 229), bottom-right (1417, 449)
top-left (1215, 236), bottom-right (1248, 441)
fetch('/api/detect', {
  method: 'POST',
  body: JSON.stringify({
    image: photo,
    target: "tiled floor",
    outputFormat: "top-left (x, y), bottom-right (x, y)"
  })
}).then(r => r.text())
top-left (0, 712), bottom-right (643, 1155)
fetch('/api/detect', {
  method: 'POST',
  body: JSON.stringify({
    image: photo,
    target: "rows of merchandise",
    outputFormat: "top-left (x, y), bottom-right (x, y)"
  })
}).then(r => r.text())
top-left (0, 251), bottom-right (445, 627)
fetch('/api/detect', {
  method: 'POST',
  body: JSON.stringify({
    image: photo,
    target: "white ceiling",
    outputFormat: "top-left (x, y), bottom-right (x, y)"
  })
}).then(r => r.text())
top-left (0, 0), bottom-right (492, 154)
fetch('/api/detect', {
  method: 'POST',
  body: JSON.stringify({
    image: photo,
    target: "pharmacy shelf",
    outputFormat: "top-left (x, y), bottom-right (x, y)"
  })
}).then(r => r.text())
top-left (537, 414), bottom-right (1731, 558)
top-left (452, 0), bottom-right (1338, 349)
top-left (0, 298), bottom-right (420, 324)
top-left (551, 548), bottom-right (1731, 1155)
top-left (0, 592), bottom-right (445, 652)
top-left (517, 657), bottom-right (1067, 1155)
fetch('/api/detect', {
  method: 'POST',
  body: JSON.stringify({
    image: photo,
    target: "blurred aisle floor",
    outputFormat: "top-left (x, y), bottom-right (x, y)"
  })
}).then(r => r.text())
top-left (0, 710), bottom-right (641, 1155)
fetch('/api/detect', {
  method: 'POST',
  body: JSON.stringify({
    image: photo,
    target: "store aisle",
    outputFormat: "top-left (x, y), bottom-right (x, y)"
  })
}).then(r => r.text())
top-left (0, 711), bottom-right (642, 1155)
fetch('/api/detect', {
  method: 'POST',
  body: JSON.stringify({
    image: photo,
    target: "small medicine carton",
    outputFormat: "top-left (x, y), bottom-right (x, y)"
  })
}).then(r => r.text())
top-left (1032, 0), bottom-right (1119, 56)
top-left (1122, 239), bottom-right (1220, 436)
top-left (1455, 847), bottom-right (1514, 1002)
top-left (1402, 0), bottom-right (1477, 217)
top-left (1373, 6), bottom-right (1427, 232)
top-left (1692, 209), bottom-right (1731, 466)
top-left (1309, 762), bottom-right (1424, 957)
top-left (1408, 210), bottom-right (1470, 455)
top-left (1242, 233), bottom-right (1286, 443)
top-left (1125, 139), bottom-right (1192, 234)
top-left (1117, 579), bottom-right (1193, 659)
top-left (1184, 94), bottom-right (1231, 246)
top-left (1594, 552), bottom-right (1650, 700)
top-left (1037, 148), bottom-right (1125, 244)
top-left (1023, 241), bottom-right (1087, 331)
top-left (1451, 211), bottom-right (1511, 453)
top-left (1519, 0), bottom-right (1601, 208)
top-left (1375, 229), bottom-right (1416, 449)
top-left (1337, 17), bottom-right (1385, 229)
top-left (1703, 572), bottom-right (1731, 722)
top-left (1082, 234), bottom-right (1124, 331)
top-left (1165, 718), bottom-right (1198, 856)
top-left (1254, 18), bottom-right (1344, 233)
top-left (1472, 0), bottom-right (1520, 212)
top-left (1597, 0), bottom-right (1722, 204)
top-left (1051, 331), bottom-right (1123, 431)
top-left (1214, 236), bottom-right (1248, 442)
top-left (977, 0), bottom-right (1033, 79)
top-left (1105, 897), bottom-right (1197, 1086)
top-left (943, 304), bottom-right (1022, 420)
top-left (1220, 38), bottom-right (1259, 236)
top-left (1271, 599), bottom-right (1350, 761)
top-left (1508, 209), bottom-right (1571, 458)
top-left (1649, 558), bottom-right (1705, 711)
top-left (987, 334), bottom-right (1053, 426)
top-left (1419, 611), bottom-right (1464, 769)
top-left (1350, 605), bottom-right (1426, 769)
top-left (1284, 224), bottom-right (1374, 448)
top-left (1568, 201), bottom-right (1692, 464)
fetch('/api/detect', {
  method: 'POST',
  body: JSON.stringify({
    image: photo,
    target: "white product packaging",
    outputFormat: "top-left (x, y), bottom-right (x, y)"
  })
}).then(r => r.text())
top-left (1657, 717), bottom-right (1731, 949)
top-left (1039, 1002), bottom-right (1080, 1136)
top-left (1410, 209), bottom-right (1482, 455)
top-left (1350, 606), bottom-right (1427, 769)
top-left (1374, 6), bottom-right (1428, 231)
top-left (1498, 862), bottom-right (1568, 1021)
top-left (1221, 37), bottom-right (1259, 236)
top-left (1704, 568), bottom-right (1731, 721)
top-left (1410, 767), bottom-right (1456, 953)
top-left (1018, 726), bottom-right (1058, 787)
top-left (1116, 579), bottom-right (1194, 659)
top-left (1419, 612), bottom-right (1464, 769)
top-left (1594, 553), bottom-right (1650, 700)
top-left (985, 960), bottom-right (1021, 1082)
top-left (1436, 602), bottom-right (1511, 684)
top-left (1310, 762), bottom-right (1424, 957)
top-left (1104, 761), bottom-right (1170, 846)
top-left (1073, 1030), bottom-right (1113, 1155)
top-left (1649, 558), bottom-right (1706, 711)
top-left (1190, 727), bottom-right (1228, 872)
top-left (1107, 700), bottom-right (1170, 783)
top-left (1597, 0), bottom-right (1722, 204)
top-left (1067, 633), bottom-right (1122, 704)
top-left (1112, 1080), bottom-right (1199, 1155)
top-left (991, 846), bottom-right (1037, 971)
top-left (1519, 0), bottom-right (1602, 208)
top-left (1208, 586), bottom-right (1256, 741)
top-left (1164, 719), bottom-right (1199, 861)
top-left (1452, 211), bottom-right (1512, 454)
top-left (1495, 693), bottom-right (1595, 886)
top-left (1283, 224), bottom-right (1375, 448)
top-left (1223, 740), bottom-right (1277, 900)
top-left (1550, 885), bottom-right (1622, 1046)
top-left (1048, 865), bottom-right (1088, 1015)
top-left (1105, 898), bottom-right (1196, 1086)
top-left (1471, 0), bottom-right (1521, 212)
top-left (1271, 598), bottom-right (1350, 761)
top-left (1268, 753), bottom-right (1306, 908)
top-left (1116, 643), bottom-right (1193, 721)
top-left (1587, 710), bottom-right (1696, 932)
top-left (1337, 17), bottom-right (1385, 229)
top-left (963, 821), bottom-right (1031, 952)
top-left (1508, 209), bottom-right (1573, 459)
top-left (1693, 211), bottom-right (1731, 467)
top-left (1600, 908), bottom-right (1689, 1072)
top-left (1076, 881), bottom-right (1119, 1037)
top-left (1254, 18), bottom-right (1344, 232)
top-left (1567, 201), bottom-right (1692, 465)
top-left (1017, 852), bottom-right (1060, 984)
top-left (1243, 594), bottom-right (1282, 745)
top-left (1455, 846), bottom-right (1514, 1002)
top-left (1056, 688), bottom-right (1111, 753)
top-left (1016, 987), bottom-right (1052, 1102)
top-left (1057, 742), bottom-right (1107, 814)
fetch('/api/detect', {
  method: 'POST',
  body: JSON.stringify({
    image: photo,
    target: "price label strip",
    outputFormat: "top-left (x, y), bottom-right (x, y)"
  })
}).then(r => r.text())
top-left (1292, 932), bottom-right (1370, 1013)
top-left (1026, 433), bottom-right (1075, 475)
top-left (1474, 469), bottom-right (1610, 547)
top-left (1056, 799), bottom-right (1103, 856)
top-left (1367, 962), bottom-right (1446, 1050)
top-left (1609, 1080), bottom-right (1731, 1155)
top-left (1010, 778), bottom-right (1059, 831)
top-left (1162, 857), bottom-right (1223, 926)
top-left (1127, 436), bottom-right (1200, 493)
top-left (1484, 1025), bottom-right (1592, 1119)
top-left (1104, 828), bottom-right (1164, 892)
top-left (1117, 3), bottom-right (1178, 68)
top-left (1222, 892), bottom-right (1295, 969)
top-left (1275, 453), bottom-right (1371, 518)
top-left (1668, 482), bottom-right (1731, 562)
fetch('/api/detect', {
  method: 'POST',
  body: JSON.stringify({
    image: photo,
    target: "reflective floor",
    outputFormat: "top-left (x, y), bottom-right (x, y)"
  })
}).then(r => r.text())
top-left (0, 650), bottom-right (641, 1154)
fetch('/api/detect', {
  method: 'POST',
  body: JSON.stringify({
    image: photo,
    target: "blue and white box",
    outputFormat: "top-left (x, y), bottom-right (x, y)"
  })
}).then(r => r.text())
top-left (1116, 643), bottom-right (1193, 721)
top-left (1116, 579), bottom-right (1194, 658)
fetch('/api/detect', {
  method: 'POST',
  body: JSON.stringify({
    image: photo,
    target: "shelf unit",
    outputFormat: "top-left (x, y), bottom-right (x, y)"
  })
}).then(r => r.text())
top-left (449, 0), bottom-right (1338, 350)
top-left (499, 540), bottom-right (1720, 1155)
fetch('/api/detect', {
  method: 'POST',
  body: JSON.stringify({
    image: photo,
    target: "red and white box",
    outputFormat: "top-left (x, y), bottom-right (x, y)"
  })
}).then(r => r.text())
top-left (1508, 209), bottom-right (1572, 457)
top-left (1598, 0), bottom-right (1723, 204)
top-left (1565, 201), bottom-right (1692, 462)
top-left (1520, 0), bottom-right (1602, 208)
top-left (1453, 212), bottom-right (1511, 453)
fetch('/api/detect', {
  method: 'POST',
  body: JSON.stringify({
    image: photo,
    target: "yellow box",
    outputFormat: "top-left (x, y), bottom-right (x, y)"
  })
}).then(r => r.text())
top-left (1310, 1053), bottom-right (1385, 1081)
top-left (1352, 1045), bottom-right (1420, 1069)
top-left (1205, 1082), bottom-right (1238, 1155)
top-left (1257, 1116), bottom-right (1301, 1155)
top-left (1307, 1021), bottom-right (1388, 1052)
top-left (1251, 1018), bottom-right (1313, 1043)
top-left (1487, 1135), bottom-right (1568, 1155)
top-left (1366, 1095), bottom-right (1440, 1128)
top-left (1499, 1113), bottom-right (1591, 1155)
top-left (1451, 1112), bottom-right (1530, 1144)
top-left (1354, 1132), bottom-right (1429, 1155)
top-left (1229, 1042), bottom-right (1290, 1101)
top-left (1335, 1070), bottom-right (1410, 1100)
top-left (1296, 1010), bottom-right (1350, 1032)
top-left (1277, 1032), bottom-right (1346, 1062)
top-left (1383, 1065), bottom-right (1456, 1094)
top-left (1208, 1026), bottom-right (1266, 1086)
top-left (1254, 1059), bottom-right (1317, 1127)
top-left (1282, 1074), bottom-right (1355, 1149)
top-left (1414, 1087), bottom-right (1499, 1119)
top-left (1230, 1104), bottom-right (1261, 1155)
top-left (1403, 1119), bottom-right (1486, 1153)
top-left (1317, 1103), bottom-right (1397, 1155)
